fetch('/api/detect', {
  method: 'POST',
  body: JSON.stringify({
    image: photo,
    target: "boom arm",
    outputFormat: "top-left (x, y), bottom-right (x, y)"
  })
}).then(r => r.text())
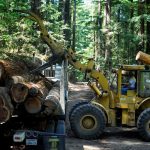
top-left (18, 11), bottom-right (109, 93)
top-left (66, 48), bottom-right (109, 92)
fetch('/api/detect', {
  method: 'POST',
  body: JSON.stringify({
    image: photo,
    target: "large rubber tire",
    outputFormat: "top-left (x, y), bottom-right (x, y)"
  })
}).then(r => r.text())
top-left (137, 108), bottom-right (150, 141)
top-left (69, 101), bottom-right (88, 121)
top-left (70, 104), bottom-right (106, 140)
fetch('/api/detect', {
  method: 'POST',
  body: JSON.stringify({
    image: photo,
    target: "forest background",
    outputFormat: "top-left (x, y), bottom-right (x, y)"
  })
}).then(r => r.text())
top-left (0, 0), bottom-right (150, 81)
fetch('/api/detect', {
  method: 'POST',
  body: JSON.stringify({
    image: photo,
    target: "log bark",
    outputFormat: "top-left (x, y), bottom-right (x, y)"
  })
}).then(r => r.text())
top-left (136, 51), bottom-right (150, 65)
top-left (0, 60), bottom-right (29, 86)
top-left (0, 60), bottom-right (28, 77)
top-left (35, 79), bottom-right (52, 97)
top-left (28, 79), bottom-right (53, 97)
top-left (42, 81), bottom-right (63, 116)
top-left (5, 76), bottom-right (25, 88)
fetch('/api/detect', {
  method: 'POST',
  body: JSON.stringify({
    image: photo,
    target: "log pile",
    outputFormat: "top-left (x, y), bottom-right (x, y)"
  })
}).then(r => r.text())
top-left (0, 60), bottom-right (62, 124)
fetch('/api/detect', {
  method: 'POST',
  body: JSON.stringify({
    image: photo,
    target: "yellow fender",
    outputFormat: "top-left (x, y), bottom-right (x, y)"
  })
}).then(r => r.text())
top-left (91, 101), bottom-right (109, 123)
top-left (136, 97), bottom-right (150, 110)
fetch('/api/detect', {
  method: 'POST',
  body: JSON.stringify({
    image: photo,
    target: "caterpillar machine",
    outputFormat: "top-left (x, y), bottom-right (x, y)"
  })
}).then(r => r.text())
top-left (10, 10), bottom-right (150, 144)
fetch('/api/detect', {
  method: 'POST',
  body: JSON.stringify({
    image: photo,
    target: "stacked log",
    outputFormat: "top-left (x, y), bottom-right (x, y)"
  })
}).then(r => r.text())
top-left (24, 81), bottom-right (50, 114)
top-left (0, 60), bottom-right (28, 79)
top-left (0, 59), bottom-right (62, 124)
top-left (42, 81), bottom-right (63, 116)
top-left (0, 87), bottom-right (14, 123)
top-left (136, 51), bottom-right (150, 65)
top-left (25, 97), bottom-right (42, 114)
top-left (11, 83), bottom-right (29, 103)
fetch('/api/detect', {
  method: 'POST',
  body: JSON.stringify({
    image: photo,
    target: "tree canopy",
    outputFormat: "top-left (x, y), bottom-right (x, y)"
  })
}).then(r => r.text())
top-left (0, 0), bottom-right (150, 81)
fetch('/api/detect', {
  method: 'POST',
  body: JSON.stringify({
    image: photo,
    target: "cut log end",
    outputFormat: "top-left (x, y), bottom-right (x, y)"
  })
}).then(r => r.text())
top-left (24, 97), bottom-right (42, 114)
top-left (135, 51), bottom-right (142, 60)
top-left (0, 106), bottom-right (10, 124)
top-left (11, 83), bottom-right (28, 103)
top-left (28, 87), bottom-right (39, 97)
top-left (136, 51), bottom-right (150, 65)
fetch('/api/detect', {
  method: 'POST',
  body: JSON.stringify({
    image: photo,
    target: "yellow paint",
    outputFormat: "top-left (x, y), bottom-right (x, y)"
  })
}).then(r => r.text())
top-left (121, 65), bottom-right (145, 70)
top-left (24, 11), bottom-right (150, 128)
top-left (122, 109), bottom-right (128, 125)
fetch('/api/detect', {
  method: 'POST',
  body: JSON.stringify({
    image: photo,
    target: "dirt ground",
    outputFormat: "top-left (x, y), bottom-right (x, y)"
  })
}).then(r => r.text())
top-left (65, 83), bottom-right (150, 150)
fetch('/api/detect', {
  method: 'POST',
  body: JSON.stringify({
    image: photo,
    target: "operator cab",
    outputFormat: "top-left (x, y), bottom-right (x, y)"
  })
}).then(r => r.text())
top-left (111, 65), bottom-right (148, 97)
top-left (117, 65), bottom-right (150, 97)
top-left (138, 70), bottom-right (150, 97)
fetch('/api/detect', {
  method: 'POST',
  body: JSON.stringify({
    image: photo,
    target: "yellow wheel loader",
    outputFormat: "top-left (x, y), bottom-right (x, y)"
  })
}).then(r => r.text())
top-left (16, 10), bottom-right (150, 141)
top-left (69, 64), bottom-right (150, 141)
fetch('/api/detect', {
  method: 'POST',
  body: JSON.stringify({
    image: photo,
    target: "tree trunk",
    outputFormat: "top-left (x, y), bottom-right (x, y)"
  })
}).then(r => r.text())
top-left (30, 0), bottom-right (41, 16)
top-left (58, 0), bottom-right (64, 21)
top-left (138, 0), bottom-right (145, 52)
top-left (72, 0), bottom-right (76, 51)
top-left (64, 0), bottom-right (71, 45)
top-left (129, 0), bottom-right (135, 63)
top-left (103, 0), bottom-right (112, 70)
top-left (146, 0), bottom-right (150, 53)
top-left (95, 0), bottom-right (102, 62)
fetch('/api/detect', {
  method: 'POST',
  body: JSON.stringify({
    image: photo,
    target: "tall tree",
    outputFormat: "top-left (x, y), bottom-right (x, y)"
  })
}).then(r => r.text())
top-left (95, 0), bottom-right (102, 62)
top-left (64, 0), bottom-right (71, 45)
top-left (72, 0), bottom-right (76, 51)
top-left (138, 0), bottom-right (145, 52)
top-left (30, 0), bottom-right (41, 15)
top-left (58, 0), bottom-right (64, 20)
top-left (129, 0), bottom-right (134, 63)
top-left (146, 0), bottom-right (150, 53)
top-left (103, 0), bottom-right (112, 70)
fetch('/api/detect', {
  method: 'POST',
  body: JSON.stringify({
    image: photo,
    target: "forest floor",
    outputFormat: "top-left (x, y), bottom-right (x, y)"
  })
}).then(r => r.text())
top-left (65, 83), bottom-right (150, 150)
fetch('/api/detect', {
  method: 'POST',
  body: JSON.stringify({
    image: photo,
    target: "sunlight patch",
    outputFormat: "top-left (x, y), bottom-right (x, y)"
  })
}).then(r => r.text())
top-left (83, 145), bottom-right (110, 150)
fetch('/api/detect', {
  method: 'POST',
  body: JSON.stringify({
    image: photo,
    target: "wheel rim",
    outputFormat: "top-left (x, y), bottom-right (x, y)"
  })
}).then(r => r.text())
top-left (146, 120), bottom-right (150, 132)
top-left (80, 115), bottom-right (97, 130)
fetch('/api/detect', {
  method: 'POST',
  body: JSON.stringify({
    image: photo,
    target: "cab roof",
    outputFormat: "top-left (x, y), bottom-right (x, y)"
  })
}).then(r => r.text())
top-left (120, 65), bottom-right (145, 71)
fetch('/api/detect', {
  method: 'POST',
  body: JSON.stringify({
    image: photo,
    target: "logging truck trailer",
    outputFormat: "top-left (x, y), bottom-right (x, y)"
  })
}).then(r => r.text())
top-left (12, 120), bottom-right (65, 150)
top-left (0, 62), bottom-right (66, 150)
top-left (0, 116), bottom-right (65, 150)
top-left (65, 63), bottom-right (150, 141)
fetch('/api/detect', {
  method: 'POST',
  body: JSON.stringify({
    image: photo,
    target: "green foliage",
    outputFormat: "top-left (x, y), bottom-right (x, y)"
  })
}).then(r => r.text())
top-left (0, 0), bottom-right (150, 82)
top-left (0, 0), bottom-right (65, 58)
top-left (75, 2), bottom-right (94, 52)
